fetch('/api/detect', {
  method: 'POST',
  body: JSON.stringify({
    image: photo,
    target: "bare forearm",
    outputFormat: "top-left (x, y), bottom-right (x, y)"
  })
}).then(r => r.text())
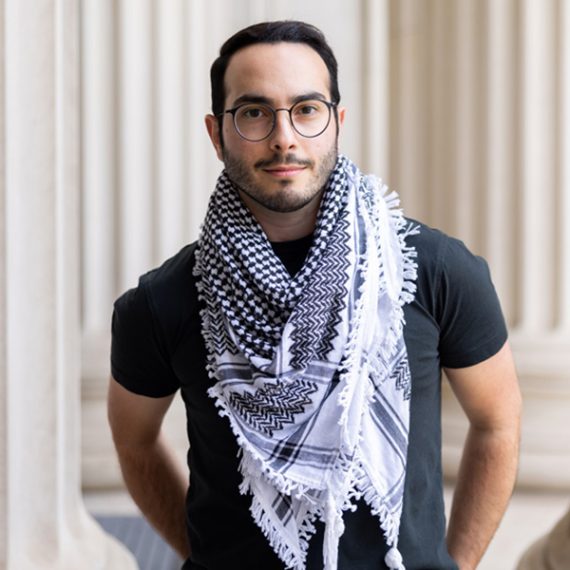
top-left (447, 425), bottom-right (519, 569)
top-left (115, 435), bottom-right (190, 559)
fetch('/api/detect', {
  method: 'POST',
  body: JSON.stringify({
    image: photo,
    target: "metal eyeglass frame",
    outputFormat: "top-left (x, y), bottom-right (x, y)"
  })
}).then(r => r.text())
top-left (217, 99), bottom-right (338, 142)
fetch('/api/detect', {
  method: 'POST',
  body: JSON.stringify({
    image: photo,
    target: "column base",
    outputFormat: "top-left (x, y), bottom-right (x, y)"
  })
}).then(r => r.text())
top-left (516, 507), bottom-right (570, 570)
top-left (10, 509), bottom-right (138, 570)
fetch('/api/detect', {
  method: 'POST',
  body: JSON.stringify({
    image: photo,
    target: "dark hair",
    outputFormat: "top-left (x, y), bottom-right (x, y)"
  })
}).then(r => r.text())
top-left (210, 21), bottom-right (341, 117)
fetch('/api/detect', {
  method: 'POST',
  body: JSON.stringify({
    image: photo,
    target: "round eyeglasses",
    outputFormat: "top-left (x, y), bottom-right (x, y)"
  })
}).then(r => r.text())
top-left (219, 99), bottom-right (337, 142)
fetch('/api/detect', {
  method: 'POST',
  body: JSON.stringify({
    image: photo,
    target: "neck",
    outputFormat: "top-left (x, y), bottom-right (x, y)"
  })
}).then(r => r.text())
top-left (239, 190), bottom-right (323, 242)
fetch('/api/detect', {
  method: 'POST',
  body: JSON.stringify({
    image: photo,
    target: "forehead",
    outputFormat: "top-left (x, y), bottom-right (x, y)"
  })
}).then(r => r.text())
top-left (224, 42), bottom-right (331, 106)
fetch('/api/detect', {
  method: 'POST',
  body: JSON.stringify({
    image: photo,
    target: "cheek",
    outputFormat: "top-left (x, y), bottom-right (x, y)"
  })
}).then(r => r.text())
top-left (222, 127), bottom-right (245, 155)
top-left (310, 134), bottom-right (336, 156)
top-left (224, 135), bottom-right (264, 167)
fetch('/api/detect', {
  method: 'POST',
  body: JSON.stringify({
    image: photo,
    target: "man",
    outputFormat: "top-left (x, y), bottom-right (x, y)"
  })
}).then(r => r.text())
top-left (108, 21), bottom-right (521, 570)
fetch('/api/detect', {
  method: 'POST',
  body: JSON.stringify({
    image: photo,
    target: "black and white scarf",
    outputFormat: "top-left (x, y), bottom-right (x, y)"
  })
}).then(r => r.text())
top-left (194, 155), bottom-right (418, 570)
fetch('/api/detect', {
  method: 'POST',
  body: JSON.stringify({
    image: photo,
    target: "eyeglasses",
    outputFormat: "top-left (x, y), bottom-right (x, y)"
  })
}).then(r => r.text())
top-left (219, 99), bottom-right (337, 142)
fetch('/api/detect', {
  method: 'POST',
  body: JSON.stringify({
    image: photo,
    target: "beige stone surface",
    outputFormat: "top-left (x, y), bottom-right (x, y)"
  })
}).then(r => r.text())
top-left (516, 507), bottom-right (570, 570)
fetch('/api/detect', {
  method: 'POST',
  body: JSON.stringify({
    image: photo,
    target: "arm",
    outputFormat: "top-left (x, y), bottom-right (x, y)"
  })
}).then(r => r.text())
top-left (107, 378), bottom-right (191, 560)
top-left (444, 341), bottom-right (522, 570)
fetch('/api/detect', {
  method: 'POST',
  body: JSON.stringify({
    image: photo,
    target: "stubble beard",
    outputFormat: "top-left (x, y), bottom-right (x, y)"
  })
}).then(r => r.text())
top-left (222, 144), bottom-right (338, 214)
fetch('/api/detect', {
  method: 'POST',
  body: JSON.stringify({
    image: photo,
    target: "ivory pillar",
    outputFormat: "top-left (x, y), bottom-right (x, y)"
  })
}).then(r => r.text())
top-left (389, 0), bottom-right (570, 488)
top-left (81, 0), bottom-right (119, 430)
top-left (0, 1), bottom-right (136, 567)
top-left (157, 0), bottom-right (186, 261)
top-left (362, 0), bottom-right (390, 176)
top-left (510, 0), bottom-right (570, 488)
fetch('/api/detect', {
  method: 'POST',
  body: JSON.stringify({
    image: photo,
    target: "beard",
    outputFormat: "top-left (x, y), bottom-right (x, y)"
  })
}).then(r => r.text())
top-left (222, 145), bottom-right (338, 214)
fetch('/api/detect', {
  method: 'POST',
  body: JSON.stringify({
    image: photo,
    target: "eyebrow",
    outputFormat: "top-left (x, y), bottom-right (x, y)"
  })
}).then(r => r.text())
top-left (229, 91), bottom-right (329, 108)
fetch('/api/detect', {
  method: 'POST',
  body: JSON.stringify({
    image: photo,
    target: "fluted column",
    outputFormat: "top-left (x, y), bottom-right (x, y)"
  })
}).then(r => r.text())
top-left (508, 0), bottom-right (570, 488)
top-left (81, 0), bottom-right (211, 488)
top-left (118, 0), bottom-right (155, 291)
top-left (81, 0), bottom-right (119, 453)
top-left (390, 0), bottom-right (570, 489)
top-left (388, 0), bottom-right (429, 218)
top-left (157, 0), bottom-right (186, 260)
top-left (484, 0), bottom-right (516, 319)
top-left (0, 0), bottom-right (137, 568)
top-left (561, 0), bottom-right (570, 333)
top-left (82, 0), bottom-right (117, 338)
top-left (362, 0), bottom-right (390, 176)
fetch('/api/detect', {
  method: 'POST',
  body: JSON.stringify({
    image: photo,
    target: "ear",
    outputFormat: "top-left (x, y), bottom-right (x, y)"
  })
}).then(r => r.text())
top-left (337, 106), bottom-right (346, 129)
top-left (205, 114), bottom-right (224, 161)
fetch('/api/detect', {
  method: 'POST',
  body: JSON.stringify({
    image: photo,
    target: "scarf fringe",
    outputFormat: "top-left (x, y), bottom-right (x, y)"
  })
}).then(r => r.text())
top-left (354, 463), bottom-right (406, 570)
top-left (356, 470), bottom-right (399, 545)
top-left (248, 493), bottom-right (318, 570)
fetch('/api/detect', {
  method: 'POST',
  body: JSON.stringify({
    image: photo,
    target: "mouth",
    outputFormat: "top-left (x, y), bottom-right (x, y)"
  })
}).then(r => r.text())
top-left (262, 165), bottom-right (307, 178)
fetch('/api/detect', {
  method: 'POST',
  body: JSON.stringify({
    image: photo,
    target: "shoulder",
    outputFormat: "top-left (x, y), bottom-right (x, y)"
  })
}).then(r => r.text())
top-left (139, 241), bottom-right (198, 297)
top-left (402, 219), bottom-right (450, 315)
top-left (403, 218), bottom-right (492, 293)
top-left (111, 242), bottom-right (200, 396)
top-left (404, 218), bottom-right (476, 267)
top-left (114, 242), bottom-right (200, 350)
top-left (403, 219), bottom-right (507, 367)
top-left (139, 242), bottom-right (197, 302)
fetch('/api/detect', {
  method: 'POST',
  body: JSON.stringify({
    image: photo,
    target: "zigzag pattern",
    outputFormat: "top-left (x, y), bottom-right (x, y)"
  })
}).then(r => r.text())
top-left (314, 213), bottom-right (353, 359)
top-left (229, 380), bottom-right (318, 437)
top-left (202, 291), bottom-right (237, 356)
top-left (393, 356), bottom-right (412, 401)
top-left (289, 210), bottom-right (351, 368)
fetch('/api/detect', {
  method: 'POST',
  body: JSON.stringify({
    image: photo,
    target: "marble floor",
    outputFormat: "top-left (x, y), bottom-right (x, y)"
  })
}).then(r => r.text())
top-left (84, 486), bottom-right (570, 570)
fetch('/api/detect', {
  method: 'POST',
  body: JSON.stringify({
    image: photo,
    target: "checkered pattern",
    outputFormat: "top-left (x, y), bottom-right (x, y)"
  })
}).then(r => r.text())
top-left (194, 155), bottom-right (417, 570)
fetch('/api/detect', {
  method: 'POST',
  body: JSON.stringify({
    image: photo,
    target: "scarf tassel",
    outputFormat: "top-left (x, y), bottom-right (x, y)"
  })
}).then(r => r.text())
top-left (323, 495), bottom-right (345, 570)
top-left (385, 546), bottom-right (405, 570)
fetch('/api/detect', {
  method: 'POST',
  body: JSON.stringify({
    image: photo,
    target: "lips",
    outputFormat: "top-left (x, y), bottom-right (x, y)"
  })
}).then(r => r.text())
top-left (263, 166), bottom-right (306, 177)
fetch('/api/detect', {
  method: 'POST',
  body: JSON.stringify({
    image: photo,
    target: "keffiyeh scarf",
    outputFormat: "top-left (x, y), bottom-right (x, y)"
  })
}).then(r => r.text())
top-left (194, 155), bottom-right (418, 570)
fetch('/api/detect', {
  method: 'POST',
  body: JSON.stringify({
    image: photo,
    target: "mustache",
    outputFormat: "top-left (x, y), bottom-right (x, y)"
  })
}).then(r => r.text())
top-left (255, 154), bottom-right (313, 169)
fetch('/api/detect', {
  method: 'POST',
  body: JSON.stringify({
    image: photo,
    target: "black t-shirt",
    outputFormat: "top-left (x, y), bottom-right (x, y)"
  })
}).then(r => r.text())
top-left (111, 221), bottom-right (508, 570)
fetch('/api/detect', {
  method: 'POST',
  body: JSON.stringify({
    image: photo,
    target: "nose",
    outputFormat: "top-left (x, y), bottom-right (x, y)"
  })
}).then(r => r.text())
top-left (268, 109), bottom-right (298, 151)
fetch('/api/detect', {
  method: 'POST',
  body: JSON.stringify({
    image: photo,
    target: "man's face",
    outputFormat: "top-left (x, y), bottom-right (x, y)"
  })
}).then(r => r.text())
top-left (205, 42), bottom-right (345, 214)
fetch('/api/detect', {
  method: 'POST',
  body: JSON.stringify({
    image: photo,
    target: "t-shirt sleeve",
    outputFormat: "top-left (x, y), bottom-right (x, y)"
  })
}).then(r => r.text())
top-left (111, 281), bottom-right (180, 397)
top-left (437, 236), bottom-right (508, 368)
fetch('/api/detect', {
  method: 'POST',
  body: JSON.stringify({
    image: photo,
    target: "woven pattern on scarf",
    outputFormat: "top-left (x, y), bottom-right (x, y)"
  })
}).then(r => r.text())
top-left (194, 155), bottom-right (418, 570)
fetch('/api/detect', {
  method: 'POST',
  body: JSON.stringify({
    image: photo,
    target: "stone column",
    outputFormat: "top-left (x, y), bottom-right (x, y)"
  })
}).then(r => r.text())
top-left (0, 1), bottom-right (137, 567)
top-left (508, 0), bottom-right (570, 488)
top-left (389, 0), bottom-right (570, 489)
top-left (516, 506), bottom-right (570, 569)
top-left (80, 0), bottom-right (200, 489)
top-left (361, 0), bottom-right (390, 176)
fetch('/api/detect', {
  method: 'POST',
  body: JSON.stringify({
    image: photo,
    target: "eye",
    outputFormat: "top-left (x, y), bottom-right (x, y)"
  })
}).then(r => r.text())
top-left (294, 100), bottom-right (324, 118)
top-left (238, 105), bottom-right (271, 120)
top-left (244, 108), bottom-right (262, 119)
